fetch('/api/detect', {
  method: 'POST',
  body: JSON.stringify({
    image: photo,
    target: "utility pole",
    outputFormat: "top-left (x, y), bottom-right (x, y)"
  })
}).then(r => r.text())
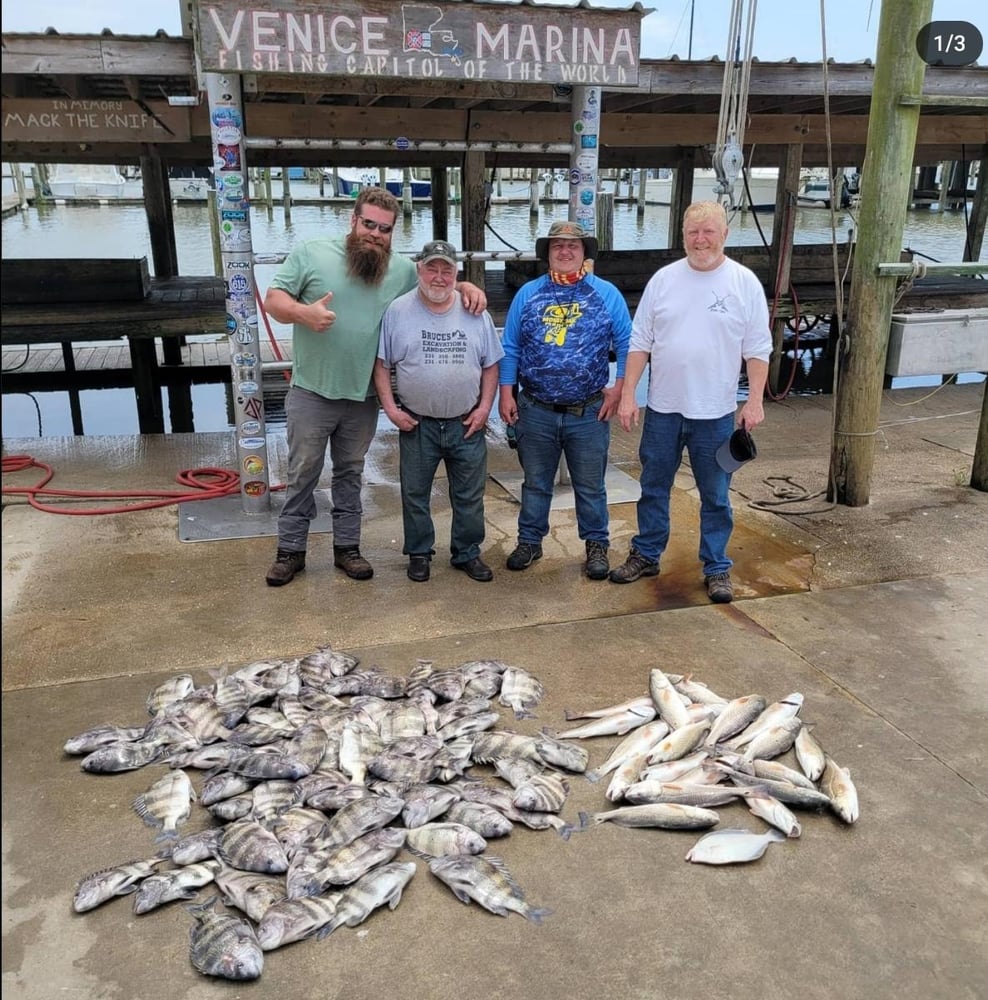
top-left (829, 0), bottom-right (933, 506)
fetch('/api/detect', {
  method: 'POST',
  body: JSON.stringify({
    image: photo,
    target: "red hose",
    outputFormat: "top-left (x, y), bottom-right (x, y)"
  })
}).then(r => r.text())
top-left (1, 453), bottom-right (283, 516)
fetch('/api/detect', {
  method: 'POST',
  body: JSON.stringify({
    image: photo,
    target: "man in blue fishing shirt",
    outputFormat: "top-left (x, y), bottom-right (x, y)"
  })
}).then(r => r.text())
top-left (498, 221), bottom-right (632, 581)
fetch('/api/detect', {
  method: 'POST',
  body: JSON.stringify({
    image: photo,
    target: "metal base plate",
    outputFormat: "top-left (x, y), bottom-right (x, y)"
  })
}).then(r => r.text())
top-left (490, 464), bottom-right (641, 510)
top-left (178, 491), bottom-right (334, 542)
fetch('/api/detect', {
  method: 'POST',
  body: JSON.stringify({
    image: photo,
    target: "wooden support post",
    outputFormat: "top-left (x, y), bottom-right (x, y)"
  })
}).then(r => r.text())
top-left (767, 144), bottom-right (803, 393)
top-left (281, 169), bottom-right (292, 224)
top-left (669, 149), bottom-right (696, 249)
top-left (128, 337), bottom-right (165, 434)
top-left (402, 167), bottom-right (413, 216)
top-left (595, 192), bottom-right (614, 252)
top-left (964, 157), bottom-right (988, 262)
top-left (529, 167), bottom-right (540, 215)
top-left (207, 188), bottom-right (223, 276)
top-left (461, 150), bottom-right (486, 289)
top-left (263, 168), bottom-right (273, 213)
top-left (936, 160), bottom-right (951, 212)
top-left (636, 168), bottom-right (647, 217)
top-left (141, 154), bottom-right (183, 365)
top-left (829, 0), bottom-right (933, 507)
top-left (972, 382), bottom-right (988, 492)
top-left (431, 167), bottom-right (449, 242)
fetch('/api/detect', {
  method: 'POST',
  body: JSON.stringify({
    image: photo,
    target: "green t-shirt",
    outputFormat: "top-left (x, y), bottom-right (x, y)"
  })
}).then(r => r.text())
top-left (268, 239), bottom-right (417, 401)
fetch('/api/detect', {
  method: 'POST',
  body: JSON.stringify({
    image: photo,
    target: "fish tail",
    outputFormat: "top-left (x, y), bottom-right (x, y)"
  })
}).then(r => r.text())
top-left (526, 906), bottom-right (553, 926)
top-left (584, 769), bottom-right (602, 784)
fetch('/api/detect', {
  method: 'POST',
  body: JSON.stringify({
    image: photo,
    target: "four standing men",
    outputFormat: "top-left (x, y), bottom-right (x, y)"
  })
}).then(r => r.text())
top-left (263, 193), bottom-right (771, 604)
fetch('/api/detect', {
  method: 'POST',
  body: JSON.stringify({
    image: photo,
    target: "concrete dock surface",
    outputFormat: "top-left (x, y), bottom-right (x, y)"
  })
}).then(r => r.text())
top-left (2, 382), bottom-right (986, 1000)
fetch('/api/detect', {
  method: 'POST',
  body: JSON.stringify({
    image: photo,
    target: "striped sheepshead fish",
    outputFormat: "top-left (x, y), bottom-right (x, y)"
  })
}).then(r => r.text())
top-left (187, 896), bottom-right (263, 980)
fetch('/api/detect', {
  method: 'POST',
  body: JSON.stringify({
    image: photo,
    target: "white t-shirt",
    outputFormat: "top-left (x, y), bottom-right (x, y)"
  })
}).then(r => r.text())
top-left (630, 256), bottom-right (772, 419)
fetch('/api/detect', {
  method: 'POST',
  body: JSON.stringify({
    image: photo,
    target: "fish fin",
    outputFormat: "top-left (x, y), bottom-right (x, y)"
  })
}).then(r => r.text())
top-left (584, 770), bottom-right (602, 784)
top-left (562, 709), bottom-right (582, 721)
top-left (556, 822), bottom-right (574, 842)
top-left (514, 709), bottom-right (536, 721)
top-left (154, 828), bottom-right (179, 845)
top-left (315, 920), bottom-right (342, 941)
top-left (526, 906), bottom-right (553, 926)
top-left (404, 844), bottom-right (433, 861)
top-left (576, 812), bottom-right (592, 833)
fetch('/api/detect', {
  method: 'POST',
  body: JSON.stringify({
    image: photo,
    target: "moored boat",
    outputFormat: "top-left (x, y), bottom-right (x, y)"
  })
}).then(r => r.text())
top-left (47, 164), bottom-right (126, 200)
top-left (322, 167), bottom-right (431, 198)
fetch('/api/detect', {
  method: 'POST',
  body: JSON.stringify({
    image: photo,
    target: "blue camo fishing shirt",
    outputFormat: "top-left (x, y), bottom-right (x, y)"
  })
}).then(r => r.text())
top-left (499, 272), bottom-right (631, 404)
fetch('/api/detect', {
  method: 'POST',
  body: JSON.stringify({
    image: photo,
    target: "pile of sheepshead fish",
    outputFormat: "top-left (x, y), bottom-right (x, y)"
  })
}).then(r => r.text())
top-left (569, 667), bottom-right (859, 863)
top-left (65, 647), bottom-right (576, 981)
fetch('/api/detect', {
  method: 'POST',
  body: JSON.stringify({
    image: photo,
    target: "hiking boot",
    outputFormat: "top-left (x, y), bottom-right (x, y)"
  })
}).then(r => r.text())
top-left (584, 540), bottom-right (610, 581)
top-left (452, 556), bottom-right (494, 582)
top-left (705, 572), bottom-right (734, 604)
top-left (506, 542), bottom-right (543, 571)
top-left (608, 548), bottom-right (659, 584)
top-left (266, 549), bottom-right (306, 587)
top-left (333, 546), bottom-right (374, 580)
top-left (407, 555), bottom-right (431, 582)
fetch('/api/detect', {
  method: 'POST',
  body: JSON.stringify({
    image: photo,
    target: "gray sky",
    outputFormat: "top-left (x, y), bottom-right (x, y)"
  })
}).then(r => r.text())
top-left (0, 0), bottom-right (982, 63)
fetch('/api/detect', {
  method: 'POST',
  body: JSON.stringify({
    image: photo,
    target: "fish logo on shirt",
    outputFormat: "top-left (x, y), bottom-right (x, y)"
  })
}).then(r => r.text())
top-left (542, 301), bottom-right (582, 346)
top-left (708, 292), bottom-right (730, 314)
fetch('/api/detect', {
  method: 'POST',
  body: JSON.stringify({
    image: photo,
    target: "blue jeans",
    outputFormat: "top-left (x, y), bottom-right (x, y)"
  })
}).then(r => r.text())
top-left (399, 416), bottom-right (488, 564)
top-left (515, 394), bottom-right (610, 545)
top-left (631, 408), bottom-right (735, 576)
top-left (277, 386), bottom-right (379, 552)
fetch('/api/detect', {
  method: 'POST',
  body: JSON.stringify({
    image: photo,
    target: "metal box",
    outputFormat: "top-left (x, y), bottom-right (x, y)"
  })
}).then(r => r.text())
top-left (886, 308), bottom-right (988, 377)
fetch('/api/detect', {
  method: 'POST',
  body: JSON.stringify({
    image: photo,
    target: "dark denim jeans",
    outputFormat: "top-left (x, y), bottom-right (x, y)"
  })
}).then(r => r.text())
top-left (514, 393), bottom-right (610, 545)
top-left (277, 387), bottom-right (378, 552)
top-left (631, 408), bottom-right (735, 576)
top-left (399, 416), bottom-right (488, 564)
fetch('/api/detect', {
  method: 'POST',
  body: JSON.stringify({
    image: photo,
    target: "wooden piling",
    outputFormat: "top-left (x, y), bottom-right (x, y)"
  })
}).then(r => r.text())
top-left (829, 0), bottom-right (933, 507)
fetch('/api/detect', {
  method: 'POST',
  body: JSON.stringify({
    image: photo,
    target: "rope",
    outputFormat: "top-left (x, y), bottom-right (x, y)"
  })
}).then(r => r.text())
top-left (747, 475), bottom-right (834, 515)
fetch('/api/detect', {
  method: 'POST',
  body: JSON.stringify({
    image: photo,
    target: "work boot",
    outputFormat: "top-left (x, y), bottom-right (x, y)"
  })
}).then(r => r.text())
top-left (705, 572), bottom-right (734, 604)
top-left (506, 542), bottom-right (543, 571)
top-left (608, 548), bottom-right (659, 584)
top-left (584, 540), bottom-right (610, 581)
top-left (407, 555), bottom-right (431, 582)
top-left (266, 549), bottom-right (306, 587)
top-left (452, 556), bottom-right (494, 582)
top-left (333, 546), bottom-right (374, 580)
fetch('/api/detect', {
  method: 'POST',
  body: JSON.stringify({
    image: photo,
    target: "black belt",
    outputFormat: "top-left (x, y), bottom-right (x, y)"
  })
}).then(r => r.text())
top-left (526, 391), bottom-right (603, 417)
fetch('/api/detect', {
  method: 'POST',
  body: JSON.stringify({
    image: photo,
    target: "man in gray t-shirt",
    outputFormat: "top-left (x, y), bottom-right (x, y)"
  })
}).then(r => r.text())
top-left (375, 240), bottom-right (504, 584)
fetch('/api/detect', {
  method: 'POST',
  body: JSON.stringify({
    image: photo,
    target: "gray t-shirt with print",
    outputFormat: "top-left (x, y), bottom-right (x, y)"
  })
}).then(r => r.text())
top-left (378, 288), bottom-right (503, 419)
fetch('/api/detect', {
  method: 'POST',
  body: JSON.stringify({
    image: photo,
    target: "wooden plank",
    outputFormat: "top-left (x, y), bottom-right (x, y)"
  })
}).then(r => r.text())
top-left (1, 258), bottom-right (151, 304)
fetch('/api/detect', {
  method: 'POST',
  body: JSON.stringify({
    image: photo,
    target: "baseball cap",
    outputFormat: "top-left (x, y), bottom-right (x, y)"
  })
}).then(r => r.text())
top-left (716, 427), bottom-right (758, 473)
top-left (416, 240), bottom-right (458, 265)
top-left (535, 221), bottom-right (599, 261)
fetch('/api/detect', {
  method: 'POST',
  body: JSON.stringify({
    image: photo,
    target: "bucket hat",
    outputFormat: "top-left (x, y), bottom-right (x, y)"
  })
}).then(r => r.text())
top-left (535, 221), bottom-right (599, 261)
top-left (716, 427), bottom-right (757, 473)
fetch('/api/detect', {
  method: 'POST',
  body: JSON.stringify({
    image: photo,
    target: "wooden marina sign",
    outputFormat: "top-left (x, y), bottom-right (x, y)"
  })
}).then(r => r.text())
top-left (1, 99), bottom-right (190, 143)
top-left (194, 0), bottom-right (642, 85)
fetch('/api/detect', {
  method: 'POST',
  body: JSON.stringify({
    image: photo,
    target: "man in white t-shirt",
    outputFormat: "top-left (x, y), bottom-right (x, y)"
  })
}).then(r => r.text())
top-left (609, 201), bottom-right (771, 603)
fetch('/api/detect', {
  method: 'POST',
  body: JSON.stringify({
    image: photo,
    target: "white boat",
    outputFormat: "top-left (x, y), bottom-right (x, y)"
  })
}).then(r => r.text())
top-left (48, 164), bottom-right (126, 200)
top-left (797, 170), bottom-right (858, 209)
top-left (168, 168), bottom-right (211, 201)
top-left (644, 168), bottom-right (780, 210)
top-left (322, 167), bottom-right (431, 199)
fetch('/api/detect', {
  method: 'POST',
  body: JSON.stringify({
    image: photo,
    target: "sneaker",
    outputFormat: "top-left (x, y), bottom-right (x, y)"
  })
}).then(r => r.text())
top-left (452, 556), bottom-right (494, 582)
top-left (608, 548), bottom-right (660, 584)
top-left (705, 572), bottom-right (734, 604)
top-left (407, 555), bottom-right (431, 582)
top-left (506, 542), bottom-right (543, 571)
top-left (584, 540), bottom-right (609, 581)
top-left (266, 549), bottom-right (306, 587)
top-left (333, 546), bottom-right (374, 580)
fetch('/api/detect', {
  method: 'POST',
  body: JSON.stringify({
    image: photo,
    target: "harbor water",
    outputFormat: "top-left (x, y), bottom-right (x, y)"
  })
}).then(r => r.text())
top-left (2, 182), bottom-right (984, 438)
